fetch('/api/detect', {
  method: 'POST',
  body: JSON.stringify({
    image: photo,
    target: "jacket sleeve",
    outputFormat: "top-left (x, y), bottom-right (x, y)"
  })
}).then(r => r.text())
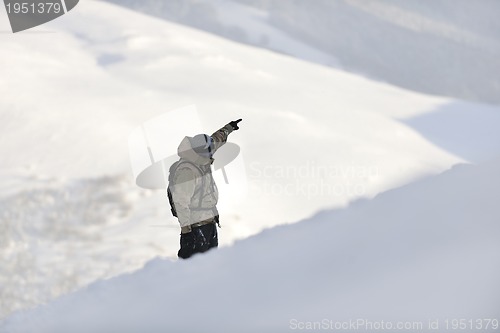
top-left (211, 124), bottom-right (234, 154)
top-left (172, 167), bottom-right (197, 227)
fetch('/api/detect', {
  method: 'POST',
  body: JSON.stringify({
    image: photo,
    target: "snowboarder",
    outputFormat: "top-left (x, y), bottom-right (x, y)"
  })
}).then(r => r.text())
top-left (168, 119), bottom-right (242, 259)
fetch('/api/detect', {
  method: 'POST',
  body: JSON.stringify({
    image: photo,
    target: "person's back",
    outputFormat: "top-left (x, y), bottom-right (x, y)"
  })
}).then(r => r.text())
top-left (168, 119), bottom-right (242, 259)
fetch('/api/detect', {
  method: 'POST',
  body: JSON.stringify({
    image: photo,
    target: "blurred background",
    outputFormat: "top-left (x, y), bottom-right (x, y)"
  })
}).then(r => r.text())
top-left (106, 0), bottom-right (500, 104)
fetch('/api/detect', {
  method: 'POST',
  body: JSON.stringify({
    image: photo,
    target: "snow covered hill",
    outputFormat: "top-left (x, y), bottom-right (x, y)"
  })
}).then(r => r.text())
top-left (1, 0), bottom-right (500, 323)
top-left (3, 158), bottom-right (500, 333)
top-left (102, 0), bottom-right (500, 104)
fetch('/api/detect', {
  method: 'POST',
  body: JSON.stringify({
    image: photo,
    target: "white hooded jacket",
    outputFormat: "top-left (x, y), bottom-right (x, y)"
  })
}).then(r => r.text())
top-left (169, 124), bottom-right (233, 228)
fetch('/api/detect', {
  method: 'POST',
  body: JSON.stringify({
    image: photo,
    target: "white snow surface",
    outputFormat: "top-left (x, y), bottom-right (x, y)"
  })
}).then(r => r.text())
top-left (103, 0), bottom-right (500, 104)
top-left (3, 157), bottom-right (500, 332)
top-left (1, 0), bottom-right (500, 325)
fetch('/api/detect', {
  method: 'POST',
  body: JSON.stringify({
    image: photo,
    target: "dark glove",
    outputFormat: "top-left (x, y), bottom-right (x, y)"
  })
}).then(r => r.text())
top-left (228, 119), bottom-right (243, 131)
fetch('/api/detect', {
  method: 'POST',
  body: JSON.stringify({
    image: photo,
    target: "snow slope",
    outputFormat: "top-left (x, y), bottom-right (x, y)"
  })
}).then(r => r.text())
top-left (104, 0), bottom-right (500, 104)
top-left (2, 0), bottom-right (500, 322)
top-left (3, 158), bottom-right (500, 332)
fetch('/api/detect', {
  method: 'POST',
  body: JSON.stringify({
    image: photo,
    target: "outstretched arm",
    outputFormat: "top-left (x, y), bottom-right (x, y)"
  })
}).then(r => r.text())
top-left (211, 119), bottom-right (242, 153)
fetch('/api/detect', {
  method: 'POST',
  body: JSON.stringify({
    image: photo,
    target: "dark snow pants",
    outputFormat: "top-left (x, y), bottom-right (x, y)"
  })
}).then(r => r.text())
top-left (178, 222), bottom-right (218, 259)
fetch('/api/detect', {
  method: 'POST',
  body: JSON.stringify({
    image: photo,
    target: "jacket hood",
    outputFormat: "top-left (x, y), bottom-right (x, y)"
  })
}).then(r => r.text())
top-left (177, 136), bottom-right (212, 165)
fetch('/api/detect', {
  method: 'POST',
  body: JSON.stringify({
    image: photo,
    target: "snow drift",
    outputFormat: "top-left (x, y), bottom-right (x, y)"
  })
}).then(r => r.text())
top-left (3, 158), bottom-right (500, 332)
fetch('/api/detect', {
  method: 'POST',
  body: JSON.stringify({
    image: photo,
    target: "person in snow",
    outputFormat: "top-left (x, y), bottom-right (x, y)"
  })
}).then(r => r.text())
top-left (168, 119), bottom-right (242, 259)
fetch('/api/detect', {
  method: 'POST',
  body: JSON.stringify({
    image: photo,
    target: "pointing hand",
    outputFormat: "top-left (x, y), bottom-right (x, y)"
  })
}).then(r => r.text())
top-left (229, 119), bottom-right (243, 131)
